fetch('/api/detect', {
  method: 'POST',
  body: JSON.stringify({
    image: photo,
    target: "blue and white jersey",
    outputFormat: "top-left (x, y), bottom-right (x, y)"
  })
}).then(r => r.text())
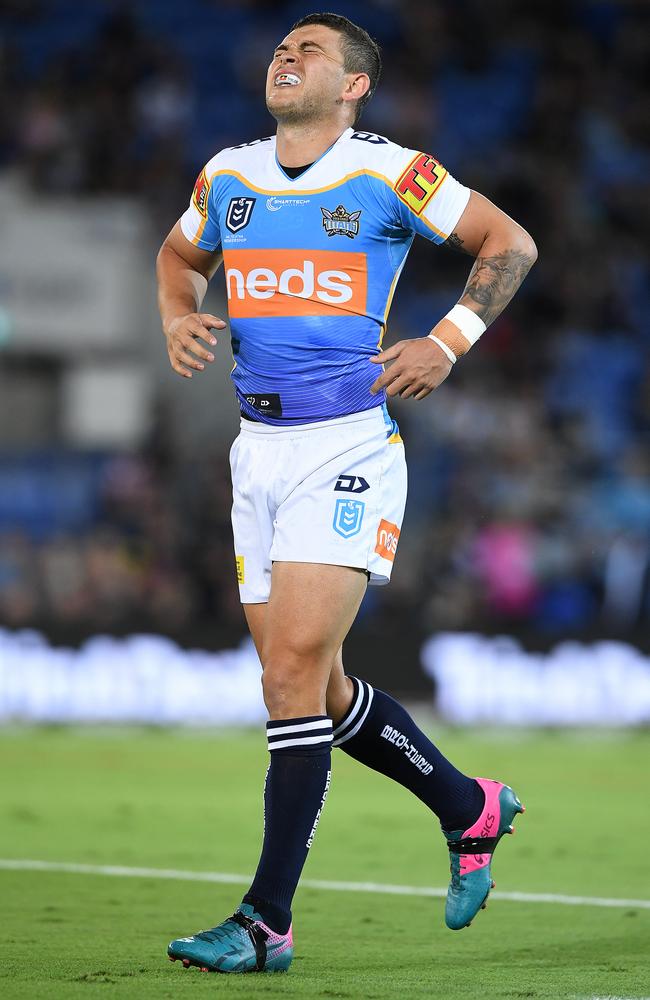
top-left (180, 127), bottom-right (470, 425)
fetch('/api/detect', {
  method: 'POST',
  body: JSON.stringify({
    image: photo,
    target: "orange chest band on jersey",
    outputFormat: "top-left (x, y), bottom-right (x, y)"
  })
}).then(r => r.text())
top-left (223, 248), bottom-right (368, 318)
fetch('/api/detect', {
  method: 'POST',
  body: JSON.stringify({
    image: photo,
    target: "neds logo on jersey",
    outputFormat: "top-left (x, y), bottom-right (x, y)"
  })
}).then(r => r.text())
top-left (223, 249), bottom-right (367, 318)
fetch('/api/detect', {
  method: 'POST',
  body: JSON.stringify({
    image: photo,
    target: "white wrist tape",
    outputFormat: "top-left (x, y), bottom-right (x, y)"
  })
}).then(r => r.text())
top-left (427, 334), bottom-right (457, 364)
top-left (444, 304), bottom-right (487, 346)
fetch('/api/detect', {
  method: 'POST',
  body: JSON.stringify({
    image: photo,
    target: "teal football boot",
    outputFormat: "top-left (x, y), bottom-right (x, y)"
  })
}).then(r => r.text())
top-left (443, 777), bottom-right (525, 930)
top-left (167, 903), bottom-right (293, 973)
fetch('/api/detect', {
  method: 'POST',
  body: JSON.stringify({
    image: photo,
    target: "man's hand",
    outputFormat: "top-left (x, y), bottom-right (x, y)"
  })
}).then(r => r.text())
top-left (164, 313), bottom-right (226, 379)
top-left (369, 336), bottom-right (452, 400)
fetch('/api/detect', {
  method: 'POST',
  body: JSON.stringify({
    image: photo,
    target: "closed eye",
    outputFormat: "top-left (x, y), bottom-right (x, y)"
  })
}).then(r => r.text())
top-left (273, 41), bottom-right (326, 57)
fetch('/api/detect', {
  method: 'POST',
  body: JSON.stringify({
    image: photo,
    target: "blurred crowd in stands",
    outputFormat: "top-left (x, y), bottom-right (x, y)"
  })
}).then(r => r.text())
top-left (1, 0), bottom-right (650, 642)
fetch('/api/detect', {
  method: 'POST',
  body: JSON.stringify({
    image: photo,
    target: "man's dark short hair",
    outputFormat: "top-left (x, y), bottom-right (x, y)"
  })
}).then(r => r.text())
top-left (290, 12), bottom-right (382, 125)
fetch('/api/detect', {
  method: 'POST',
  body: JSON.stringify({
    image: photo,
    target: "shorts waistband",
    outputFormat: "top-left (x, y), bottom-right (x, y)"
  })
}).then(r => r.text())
top-left (239, 406), bottom-right (388, 436)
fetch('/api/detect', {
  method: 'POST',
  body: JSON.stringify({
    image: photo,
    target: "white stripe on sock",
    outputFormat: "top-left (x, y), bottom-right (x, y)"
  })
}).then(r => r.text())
top-left (266, 719), bottom-right (332, 737)
top-left (268, 733), bottom-right (333, 751)
top-left (333, 683), bottom-right (374, 747)
top-left (332, 678), bottom-right (364, 737)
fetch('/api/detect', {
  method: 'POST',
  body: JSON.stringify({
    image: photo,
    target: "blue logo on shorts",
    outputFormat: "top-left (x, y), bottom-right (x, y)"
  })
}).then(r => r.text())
top-left (333, 498), bottom-right (365, 538)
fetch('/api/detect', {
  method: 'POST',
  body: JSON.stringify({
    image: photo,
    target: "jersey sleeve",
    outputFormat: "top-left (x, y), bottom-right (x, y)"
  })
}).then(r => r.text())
top-left (380, 146), bottom-right (470, 245)
top-left (179, 157), bottom-right (222, 251)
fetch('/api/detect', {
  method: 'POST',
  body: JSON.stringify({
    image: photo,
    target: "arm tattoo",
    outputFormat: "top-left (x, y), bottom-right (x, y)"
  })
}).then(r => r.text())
top-left (460, 248), bottom-right (535, 327)
top-left (442, 231), bottom-right (471, 254)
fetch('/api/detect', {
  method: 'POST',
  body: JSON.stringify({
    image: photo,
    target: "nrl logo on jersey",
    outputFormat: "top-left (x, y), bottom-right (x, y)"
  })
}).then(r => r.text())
top-left (321, 204), bottom-right (361, 239)
top-left (226, 197), bottom-right (256, 233)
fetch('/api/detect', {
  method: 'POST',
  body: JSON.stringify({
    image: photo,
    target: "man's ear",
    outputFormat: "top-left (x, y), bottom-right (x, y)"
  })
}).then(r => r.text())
top-left (342, 72), bottom-right (370, 106)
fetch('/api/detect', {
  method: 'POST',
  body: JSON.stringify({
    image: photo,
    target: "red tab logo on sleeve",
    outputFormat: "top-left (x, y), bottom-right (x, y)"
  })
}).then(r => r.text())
top-left (192, 168), bottom-right (210, 218)
top-left (395, 153), bottom-right (447, 216)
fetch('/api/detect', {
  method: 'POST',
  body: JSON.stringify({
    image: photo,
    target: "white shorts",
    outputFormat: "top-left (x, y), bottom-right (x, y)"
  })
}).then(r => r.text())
top-left (230, 405), bottom-right (408, 603)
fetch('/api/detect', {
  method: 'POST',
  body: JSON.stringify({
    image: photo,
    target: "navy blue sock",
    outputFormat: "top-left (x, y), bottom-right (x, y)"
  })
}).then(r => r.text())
top-left (243, 715), bottom-right (332, 934)
top-left (333, 679), bottom-right (483, 830)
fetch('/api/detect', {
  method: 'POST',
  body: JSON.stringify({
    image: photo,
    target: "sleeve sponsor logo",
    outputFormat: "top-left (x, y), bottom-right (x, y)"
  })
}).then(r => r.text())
top-left (222, 248), bottom-right (367, 319)
top-left (395, 153), bottom-right (447, 216)
top-left (235, 555), bottom-right (245, 585)
top-left (375, 518), bottom-right (400, 561)
top-left (192, 169), bottom-right (210, 218)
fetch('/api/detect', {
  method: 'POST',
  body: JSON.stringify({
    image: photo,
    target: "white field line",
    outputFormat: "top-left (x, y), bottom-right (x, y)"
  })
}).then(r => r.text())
top-left (1, 859), bottom-right (649, 911)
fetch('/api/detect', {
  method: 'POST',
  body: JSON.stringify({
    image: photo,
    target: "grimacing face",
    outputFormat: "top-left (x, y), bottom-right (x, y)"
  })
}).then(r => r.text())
top-left (266, 24), bottom-right (358, 125)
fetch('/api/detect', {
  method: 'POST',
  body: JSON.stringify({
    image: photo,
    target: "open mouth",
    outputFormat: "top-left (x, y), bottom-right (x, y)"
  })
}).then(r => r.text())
top-left (274, 72), bottom-right (301, 87)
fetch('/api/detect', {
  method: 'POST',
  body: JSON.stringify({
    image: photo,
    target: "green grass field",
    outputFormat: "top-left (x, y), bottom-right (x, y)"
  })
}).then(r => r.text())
top-left (1, 725), bottom-right (649, 999)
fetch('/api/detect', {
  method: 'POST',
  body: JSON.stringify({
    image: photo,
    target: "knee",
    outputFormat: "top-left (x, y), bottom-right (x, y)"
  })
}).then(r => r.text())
top-left (260, 662), bottom-right (293, 717)
top-left (261, 646), bottom-right (328, 718)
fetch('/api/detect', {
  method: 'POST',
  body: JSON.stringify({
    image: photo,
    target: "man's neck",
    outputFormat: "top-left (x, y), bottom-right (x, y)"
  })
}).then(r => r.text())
top-left (275, 119), bottom-right (350, 167)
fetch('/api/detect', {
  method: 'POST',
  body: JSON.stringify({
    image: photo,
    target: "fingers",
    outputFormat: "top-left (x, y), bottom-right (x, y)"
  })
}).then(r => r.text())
top-left (165, 312), bottom-right (226, 376)
top-left (385, 374), bottom-right (415, 398)
top-left (167, 339), bottom-right (211, 378)
top-left (370, 337), bottom-right (454, 399)
top-left (199, 313), bottom-right (227, 331)
top-left (168, 346), bottom-right (201, 378)
top-left (369, 342), bottom-right (403, 364)
top-left (184, 316), bottom-right (218, 352)
top-left (177, 347), bottom-right (208, 372)
top-left (370, 366), bottom-right (403, 395)
top-left (169, 352), bottom-right (193, 379)
top-left (399, 382), bottom-right (420, 399)
top-left (185, 331), bottom-right (215, 362)
top-left (371, 365), bottom-right (450, 398)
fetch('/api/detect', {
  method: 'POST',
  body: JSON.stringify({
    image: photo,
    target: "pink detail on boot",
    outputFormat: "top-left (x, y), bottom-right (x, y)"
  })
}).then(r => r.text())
top-left (256, 920), bottom-right (293, 957)
top-left (458, 778), bottom-right (505, 875)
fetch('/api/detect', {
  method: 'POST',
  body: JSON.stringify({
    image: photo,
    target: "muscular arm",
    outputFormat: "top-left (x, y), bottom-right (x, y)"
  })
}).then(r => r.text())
top-left (156, 222), bottom-right (226, 378)
top-left (441, 190), bottom-right (537, 342)
top-left (370, 190), bottom-right (537, 400)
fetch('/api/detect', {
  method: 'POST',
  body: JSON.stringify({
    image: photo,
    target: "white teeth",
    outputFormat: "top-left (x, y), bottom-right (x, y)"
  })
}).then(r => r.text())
top-left (275, 72), bottom-right (301, 87)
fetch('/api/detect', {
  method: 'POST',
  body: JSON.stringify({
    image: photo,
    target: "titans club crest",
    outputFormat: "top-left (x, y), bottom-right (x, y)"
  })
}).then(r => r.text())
top-left (321, 204), bottom-right (361, 239)
top-left (226, 197), bottom-right (256, 233)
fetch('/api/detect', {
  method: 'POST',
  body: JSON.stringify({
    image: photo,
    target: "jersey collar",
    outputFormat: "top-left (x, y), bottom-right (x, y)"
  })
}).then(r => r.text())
top-left (274, 127), bottom-right (353, 184)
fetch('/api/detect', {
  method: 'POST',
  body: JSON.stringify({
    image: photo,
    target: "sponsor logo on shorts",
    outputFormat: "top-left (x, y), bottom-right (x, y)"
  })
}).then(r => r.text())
top-left (321, 204), bottom-right (361, 239)
top-left (235, 555), bottom-right (245, 585)
top-left (225, 197), bottom-right (256, 233)
top-left (223, 248), bottom-right (367, 319)
top-left (333, 498), bottom-right (365, 539)
top-left (375, 519), bottom-right (400, 561)
top-left (334, 474), bottom-right (370, 494)
top-left (192, 169), bottom-right (210, 218)
top-left (395, 152), bottom-right (447, 216)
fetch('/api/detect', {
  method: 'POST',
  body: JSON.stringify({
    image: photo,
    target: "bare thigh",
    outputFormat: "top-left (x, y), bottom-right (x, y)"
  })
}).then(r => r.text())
top-left (244, 562), bottom-right (364, 721)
